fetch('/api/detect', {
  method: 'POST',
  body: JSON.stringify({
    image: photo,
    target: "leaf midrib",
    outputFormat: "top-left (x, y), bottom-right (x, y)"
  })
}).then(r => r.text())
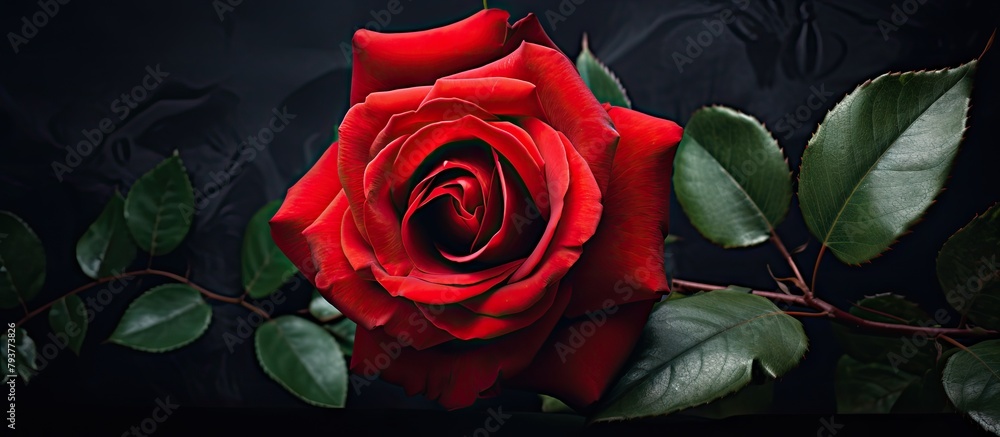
top-left (115, 294), bottom-right (203, 339)
top-left (817, 70), bottom-right (969, 251)
top-left (615, 303), bottom-right (797, 402)
top-left (266, 321), bottom-right (341, 403)
top-left (695, 138), bottom-right (775, 232)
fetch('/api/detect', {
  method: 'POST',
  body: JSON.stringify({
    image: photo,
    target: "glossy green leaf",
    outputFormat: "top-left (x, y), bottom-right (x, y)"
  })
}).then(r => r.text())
top-left (109, 284), bottom-right (212, 352)
top-left (256, 315), bottom-right (347, 408)
top-left (324, 318), bottom-right (356, 355)
top-left (76, 191), bottom-right (137, 279)
top-left (942, 339), bottom-right (1000, 434)
top-left (799, 61), bottom-right (976, 264)
top-left (540, 395), bottom-right (575, 414)
top-left (124, 152), bottom-right (195, 255)
top-left (937, 203), bottom-right (1000, 329)
top-left (592, 289), bottom-right (807, 421)
top-left (48, 295), bottom-right (88, 355)
top-left (243, 200), bottom-right (297, 298)
top-left (835, 355), bottom-right (919, 414)
top-left (3, 328), bottom-right (38, 384)
top-left (673, 106), bottom-right (792, 247)
top-left (309, 290), bottom-right (342, 323)
top-left (832, 294), bottom-right (938, 375)
top-left (576, 35), bottom-right (630, 108)
top-left (681, 381), bottom-right (774, 419)
top-left (0, 211), bottom-right (45, 309)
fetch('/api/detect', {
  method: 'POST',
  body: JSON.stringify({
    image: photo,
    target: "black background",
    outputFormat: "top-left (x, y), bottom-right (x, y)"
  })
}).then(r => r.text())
top-left (2, 0), bottom-right (998, 435)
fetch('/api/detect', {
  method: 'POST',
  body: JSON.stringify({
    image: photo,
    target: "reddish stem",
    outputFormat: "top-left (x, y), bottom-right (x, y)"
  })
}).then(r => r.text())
top-left (15, 269), bottom-right (270, 327)
top-left (671, 279), bottom-right (998, 338)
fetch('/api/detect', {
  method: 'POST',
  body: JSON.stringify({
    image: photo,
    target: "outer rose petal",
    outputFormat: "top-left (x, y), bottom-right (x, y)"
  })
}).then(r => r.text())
top-left (350, 10), bottom-right (557, 105)
top-left (352, 280), bottom-right (573, 409)
top-left (269, 142), bottom-right (341, 281)
top-left (510, 301), bottom-right (655, 410)
top-left (303, 192), bottom-right (453, 350)
top-left (566, 106), bottom-right (683, 316)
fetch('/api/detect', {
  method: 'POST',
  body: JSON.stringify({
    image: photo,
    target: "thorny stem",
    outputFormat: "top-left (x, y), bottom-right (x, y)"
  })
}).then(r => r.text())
top-left (670, 279), bottom-right (998, 339)
top-left (15, 269), bottom-right (270, 328)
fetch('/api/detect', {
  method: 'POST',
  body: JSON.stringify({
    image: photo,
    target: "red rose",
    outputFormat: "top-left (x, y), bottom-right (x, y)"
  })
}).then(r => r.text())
top-left (270, 9), bottom-right (682, 410)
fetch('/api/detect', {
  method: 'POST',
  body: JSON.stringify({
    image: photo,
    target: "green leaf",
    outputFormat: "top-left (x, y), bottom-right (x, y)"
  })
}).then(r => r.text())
top-left (242, 200), bottom-right (297, 298)
top-left (798, 61), bottom-right (976, 264)
top-left (835, 355), bottom-right (919, 414)
top-left (324, 318), bottom-right (356, 355)
top-left (591, 289), bottom-right (807, 421)
top-left (0, 211), bottom-right (46, 309)
top-left (109, 284), bottom-right (212, 352)
top-left (309, 290), bottom-right (342, 322)
top-left (48, 295), bottom-right (88, 355)
top-left (255, 315), bottom-right (348, 408)
top-left (942, 339), bottom-right (1000, 434)
top-left (832, 294), bottom-right (938, 375)
top-left (892, 348), bottom-right (960, 414)
top-left (576, 34), bottom-right (630, 108)
top-left (76, 191), bottom-right (137, 279)
top-left (124, 152), bottom-right (195, 255)
top-left (681, 381), bottom-right (774, 419)
top-left (937, 203), bottom-right (1000, 329)
top-left (673, 106), bottom-right (792, 247)
top-left (3, 328), bottom-right (38, 384)
top-left (540, 395), bottom-right (576, 414)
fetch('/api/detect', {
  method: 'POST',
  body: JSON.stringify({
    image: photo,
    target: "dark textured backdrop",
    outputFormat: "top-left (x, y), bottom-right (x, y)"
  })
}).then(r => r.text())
top-left (2, 0), bottom-right (999, 432)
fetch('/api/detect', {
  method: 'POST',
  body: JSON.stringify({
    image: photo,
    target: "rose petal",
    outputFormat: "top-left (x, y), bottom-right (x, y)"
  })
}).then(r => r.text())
top-left (421, 78), bottom-right (546, 121)
top-left (349, 10), bottom-right (558, 105)
top-left (351, 279), bottom-right (572, 410)
top-left (565, 106), bottom-right (682, 316)
top-left (303, 191), bottom-right (453, 349)
top-left (510, 301), bottom-right (655, 410)
top-left (269, 142), bottom-right (342, 281)
top-left (434, 149), bottom-right (541, 266)
top-left (505, 13), bottom-right (559, 53)
top-left (362, 116), bottom-right (548, 275)
top-left (340, 86), bottom-right (431, 240)
top-left (372, 97), bottom-right (498, 160)
top-left (345, 199), bottom-right (521, 305)
top-left (459, 127), bottom-right (601, 317)
top-left (447, 42), bottom-right (619, 194)
top-left (414, 278), bottom-right (560, 340)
